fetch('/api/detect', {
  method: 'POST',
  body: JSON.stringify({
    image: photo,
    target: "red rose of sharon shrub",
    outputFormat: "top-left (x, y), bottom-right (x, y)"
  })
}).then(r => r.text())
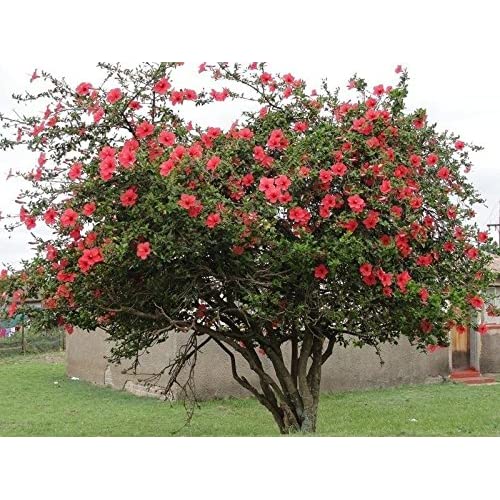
top-left (0, 62), bottom-right (494, 434)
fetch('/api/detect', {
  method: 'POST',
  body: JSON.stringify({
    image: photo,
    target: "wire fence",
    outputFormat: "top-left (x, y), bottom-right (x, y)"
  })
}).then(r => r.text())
top-left (0, 326), bottom-right (65, 357)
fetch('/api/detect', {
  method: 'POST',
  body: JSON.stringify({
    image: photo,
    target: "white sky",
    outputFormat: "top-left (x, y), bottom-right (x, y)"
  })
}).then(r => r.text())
top-left (1, 1), bottom-right (499, 269)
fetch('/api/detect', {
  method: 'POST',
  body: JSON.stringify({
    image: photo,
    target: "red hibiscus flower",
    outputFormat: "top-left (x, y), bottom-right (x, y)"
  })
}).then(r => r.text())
top-left (106, 88), bottom-right (122, 104)
top-left (363, 211), bottom-right (380, 230)
top-left (468, 295), bottom-right (484, 310)
top-left (419, 288), bottom-right (429, 303)
top-left (83, 202), bottom-right (96, 217)
top-left (154, 78), bottom-right (171, 95)
top-left (68, 162), bottom-right (83, 180)
top-left (314, 264), bottom-right (328, 280)
top-left (206, 156), bottom-right (221, 171)
top-left (289, 207), bottom-right (311, 226)
top-left (294, 121), bottom-right (308, 133)
top-left (158, 130), bottom-right (176, 147)
top-left (135, 121), bottom-right (155, 139)
top-left (478, 231), bottom-right (489, 243)
top-left (206, 213), bottom-right (221, 229)
top-left (43, 207), bottom-right (58, 225)
top-left (76, 82), bottom-right (92, 96)
top-left (437, 167), bottom-right (450, 180)
top-left (331, 162), bottom-right (347, 176)
top-left (178, 194), bottom-right (197, 210)
top-left (120, 188), bottom-right (138, 207)
top-left (267, 129), bottom-right (289, 150)
top-left (396, 271), bottom-right (411, 292)
top-left (478, 324), bottom-right (488, 335)
top-left (340, 219), bottom-right (358, 232)
top-left (347, 195), bottom-right (366, 213)
top-left (136, 242), bottom-right (151, 260)
top-left (60, 209), bottom-right (78, 228)
top-left (380, 179), bottom-right (391, 194)
top-left (159, 160), bottom-right (175, 177)
top-left (359, 263), bottom-right (373, 277)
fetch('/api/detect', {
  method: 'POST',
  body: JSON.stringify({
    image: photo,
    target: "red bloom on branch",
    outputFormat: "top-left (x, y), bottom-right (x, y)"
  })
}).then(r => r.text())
top-left (136, 121), bottom-right (155, 139)
top-left (158, 130), bottom-right (176, 147)
top-left (267, 129), bottom-right (289, 150)
top-left (178, 194), bottom-right (197, 210)
top-left (68, 162), bottom-right (83, 180)
top-left (416, 254), bottom-right (433, 267)
top-left (76, 82), bottom-right (92, 96)
top-left (347, 195), bottom-right (366, 213)
top-left (437, 167), bottom-right (450, 180)
top-left (43, 207), bottom-right (57, 225)
top-left (289, 207), bottom-right (311, 226)
top-left (380, 179), bottom-right (392, 194)
top-left (426, 153), bottom-right (438, 166)
top-left (363, 211), bottom-right (380, 230)
top-left (275, 175), bottom-right (291, 191)
top-left (478, 324), bottom-right (488, 335)
top-left (60, 209), bottom-right (78, 228)
top-left (154, 78), bottom-right (171, 94)
top-left (159, 159), bottom-right (175, 177)
top-left (396, 271), bottom-right (411, 292)
top-left (419, 288), bottom-right (429, 303)
top-left (259, 177), bottom-right (275, 192)
top-left (319, 169), bottom-right (333, 184)
top-left (120, 188), bottom-right (138, 207)
top-left (468, 295), bottom-right (484, 310)
top-left (420, 319), bottom-right (433, 334)
top-left (409, 154), bottom-right (422, 168)
top-left (99, 156), bottom-right (116, 181)
top-left (78, 247), bottom-right (104, 273)
top-left (170, 91), bottom-right (184, 105)
top-left (314, 264), bottom-right (329, 280)
top-left (455, 140), bottom-right (465, 150)
top-left (206, 213), bottom-right (221, 229)
top-left (359, 263), bottom-right (373, 277)
top-left (206, 156), bottom-right (221, 171)
top-left (294, 121), bottom-right (308, 133)
top-left (340, 219), bottom-right (358, 232)
top-left (373, 84), bottom-right (385, 96)
top-left (118, 147), bottom-right (136, 168)
top-left (238, 128), bottom-right (254, 140)
top-left (331, 162), bottom-right (347, 176)
top-left (377, 269), bottom-right (393, 287)
top-left (136, 242), bottom-right (151, 260)
top-left (477, 231), bottom-right (489, 243)
top-left (83, 202), bottom-right (96, 217)
top-left (465, 247), bottom-right (479, 260)
top-left (106, 88), bottom-right (123, 104)
top-left (265, 187), bottom-right (281, 204)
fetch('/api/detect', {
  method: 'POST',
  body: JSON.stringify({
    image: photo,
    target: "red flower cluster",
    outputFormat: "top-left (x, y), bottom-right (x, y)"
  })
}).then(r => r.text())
top-left (78, 247), bottom-right (104, 273)
top-left (267, 129), bottom-right (289, 150)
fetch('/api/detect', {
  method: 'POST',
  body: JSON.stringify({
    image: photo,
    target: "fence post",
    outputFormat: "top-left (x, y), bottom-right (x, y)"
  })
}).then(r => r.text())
top-left (21, 322), bottom-right (26, 354)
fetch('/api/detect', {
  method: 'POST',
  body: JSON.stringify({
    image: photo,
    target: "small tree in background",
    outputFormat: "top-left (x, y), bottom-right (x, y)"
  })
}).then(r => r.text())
top-left (0, 62), bottom-right (494, 433)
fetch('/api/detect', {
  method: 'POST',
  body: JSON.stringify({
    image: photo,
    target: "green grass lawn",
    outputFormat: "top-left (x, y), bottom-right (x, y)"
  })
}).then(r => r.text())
top-left (0, 353), bottom-right (499, 436)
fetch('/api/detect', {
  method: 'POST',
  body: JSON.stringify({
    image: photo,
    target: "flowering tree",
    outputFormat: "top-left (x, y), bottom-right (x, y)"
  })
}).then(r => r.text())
top-left (0, 62), bottom-right (495, 433)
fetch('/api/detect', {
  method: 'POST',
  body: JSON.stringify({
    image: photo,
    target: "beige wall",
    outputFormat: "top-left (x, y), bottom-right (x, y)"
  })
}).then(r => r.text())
top-left (67, 328), bottom-right (450, 400)
top-left (480, 327), bottom-right (500, 373)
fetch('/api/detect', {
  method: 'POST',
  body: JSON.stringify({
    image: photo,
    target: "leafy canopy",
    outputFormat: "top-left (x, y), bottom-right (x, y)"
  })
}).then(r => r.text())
top-left (0, 63), bottom-right (494, 421)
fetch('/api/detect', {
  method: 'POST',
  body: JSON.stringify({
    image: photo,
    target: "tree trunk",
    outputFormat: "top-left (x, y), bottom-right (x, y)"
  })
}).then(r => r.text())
top-left (280, 400), bottom-right (319, 434)
top-left (212, 331), bottom-right (329, 435)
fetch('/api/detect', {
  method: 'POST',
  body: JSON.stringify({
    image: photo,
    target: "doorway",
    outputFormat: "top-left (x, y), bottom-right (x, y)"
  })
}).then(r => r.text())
top-left (450, 326), bottom-right (470, 370)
